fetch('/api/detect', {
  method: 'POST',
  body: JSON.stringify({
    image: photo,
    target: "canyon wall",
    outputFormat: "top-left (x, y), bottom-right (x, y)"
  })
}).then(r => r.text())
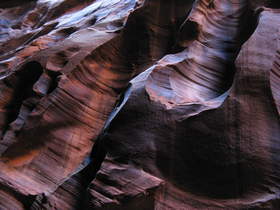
top-left (0, 0), bottom-right (279, 209)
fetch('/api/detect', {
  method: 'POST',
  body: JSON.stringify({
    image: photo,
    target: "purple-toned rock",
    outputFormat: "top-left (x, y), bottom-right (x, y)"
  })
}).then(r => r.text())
top-left (0, 0), bottom-right (279, 209)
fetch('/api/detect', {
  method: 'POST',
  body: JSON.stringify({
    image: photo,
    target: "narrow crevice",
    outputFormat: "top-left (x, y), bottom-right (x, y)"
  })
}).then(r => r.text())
top-left (72, 84), bottom-right (132, 209)
top-left (1, 61), bottom-right (43, 136)
top-left (177, 20), bottom-right (200, 49)
top-left (46, 70), bottom-right (62, 94)
top-left (237, 6), bottom-right (262, 51)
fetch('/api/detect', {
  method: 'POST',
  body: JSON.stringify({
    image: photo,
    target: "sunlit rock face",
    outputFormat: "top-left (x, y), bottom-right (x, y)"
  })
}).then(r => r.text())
top-left (0, 0), bottom-right (280, 209)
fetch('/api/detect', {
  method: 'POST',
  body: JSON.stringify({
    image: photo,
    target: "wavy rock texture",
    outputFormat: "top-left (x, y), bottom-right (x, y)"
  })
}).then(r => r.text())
top-left (31, 157), bottom-right (163, 210)
top-left (103, 2), bottom-right (280, 210)
top-left (0, 0), bottom-right (142, 196)
top-left (0, 0), bottom-right (192, 208)
top-left (0, 0), bottom-right (280, 209)
top-left (146, 0), bottom-right (251, 106)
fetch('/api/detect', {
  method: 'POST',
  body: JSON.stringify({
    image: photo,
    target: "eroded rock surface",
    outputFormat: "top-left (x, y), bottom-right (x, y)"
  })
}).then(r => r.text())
top-left (31, 158), bottom-right (163, 210)
top-left (0, 0), bottom-right (279, 209)
top-left (104, 4), bottom-right (280, 210)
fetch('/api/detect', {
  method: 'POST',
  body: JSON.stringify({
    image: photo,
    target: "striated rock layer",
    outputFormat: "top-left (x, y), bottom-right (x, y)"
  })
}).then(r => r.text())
top-left (31, 157), bottom-right (163, 210)
top-left (104, 4), bottom-right (280, 210)
top-left (0, 0), bottom-right (280, 209)
top-left (0, 0), bottom-right (142, 196)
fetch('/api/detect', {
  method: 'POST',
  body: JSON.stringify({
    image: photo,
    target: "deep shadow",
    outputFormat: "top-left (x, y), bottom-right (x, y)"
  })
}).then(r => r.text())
top-left (1, 61), bottom-right (43, 135)
top-left (0, 0), bottom-right (36, 9)
top-left (0, 183), bottom-right (36, 209)
top-left (267, 0), bottom-right (280, 8)
top-left (176, 20), bottom-right (200, 49)
top-left (102, 85), bottom-right (269, 199)
top-left (46, 70), bottom-right (62, 94)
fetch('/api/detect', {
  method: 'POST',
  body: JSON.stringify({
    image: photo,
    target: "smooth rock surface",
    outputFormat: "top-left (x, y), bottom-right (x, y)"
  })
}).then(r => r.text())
top-left (0, 0), bottom-right (279, 209)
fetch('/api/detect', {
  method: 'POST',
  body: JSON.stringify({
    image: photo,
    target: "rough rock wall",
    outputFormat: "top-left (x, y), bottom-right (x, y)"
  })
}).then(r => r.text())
top-left (0, 0), bottom-right (279, 209)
